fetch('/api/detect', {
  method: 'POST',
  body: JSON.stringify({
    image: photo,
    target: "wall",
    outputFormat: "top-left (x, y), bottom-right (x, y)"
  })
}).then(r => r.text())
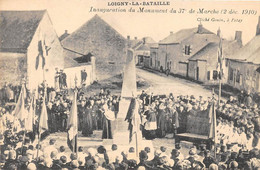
top-left (27, 12), bottom-right (64, 90)
top-left (158, 43), bottom-right (187, 75)
top-left (0, 52), bottom-right (27, 87)
top-left (228, 60), bottom-right (260, 93)
top-left (64, 65), bottom-right (93, 88)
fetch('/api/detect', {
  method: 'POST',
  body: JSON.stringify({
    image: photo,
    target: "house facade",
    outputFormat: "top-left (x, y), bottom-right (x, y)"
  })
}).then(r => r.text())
top-left (156, 25), bottom-right (227, 77)
top-left (0, 10), bottom-right (64, 90)
top-left (188, 31), bottom-right (242, 83)
top-left (226, 16), bottom-right (260, 94)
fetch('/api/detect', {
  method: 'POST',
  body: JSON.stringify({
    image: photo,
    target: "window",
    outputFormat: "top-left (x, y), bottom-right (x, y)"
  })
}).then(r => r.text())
top-left (213, 70), bottom-right (218, 80)
top-left (229, 68), bottom-right (233, 81)
top-left (184, 45), bottom-right (191, 55)
top-left (108, 61), bottom-right (115, 65)
top-left (207, 71), bottom-right (210, 80)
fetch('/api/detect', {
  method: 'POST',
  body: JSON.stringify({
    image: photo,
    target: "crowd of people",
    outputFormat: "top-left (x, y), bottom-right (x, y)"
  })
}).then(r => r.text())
top-left (0, 83), bottom-right (259, 169)
top-left (0, 137), bottom-right (260, 169)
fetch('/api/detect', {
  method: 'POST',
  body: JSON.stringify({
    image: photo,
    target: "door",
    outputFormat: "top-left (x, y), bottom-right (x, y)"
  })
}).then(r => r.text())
top-left (197, 67), bottom-right (199, 81)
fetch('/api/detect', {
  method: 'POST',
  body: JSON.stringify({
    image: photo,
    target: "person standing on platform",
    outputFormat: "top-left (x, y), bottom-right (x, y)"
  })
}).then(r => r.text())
top-left (54, 68), bottom-right (60, 91)
top-left (77, 100), bottom-right (85, 131)
top-left (102, 102), bottom-right (115, 139)
top-left (82, 100), bottom-right (93, 137)
top-left (81, 69), bottom-right (87, 85)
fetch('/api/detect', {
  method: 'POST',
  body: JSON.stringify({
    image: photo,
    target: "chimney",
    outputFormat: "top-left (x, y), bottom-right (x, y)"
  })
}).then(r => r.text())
top-left (143, 37), bottom-right (146, 44)
top-left (217, 27), bottom-right (221, 37)
top-left (65, 30), bottom-right (68, 34)
top-left (256, 16), bottom-right (260, 36)
top-left (134, 37), bottom-right (137, 40)
top-left (235, 31), bottom-right (242, 44)
top-left (127, 35), bottom-right (130, 40)
top-left (197, 23), bottom-right (203, 34)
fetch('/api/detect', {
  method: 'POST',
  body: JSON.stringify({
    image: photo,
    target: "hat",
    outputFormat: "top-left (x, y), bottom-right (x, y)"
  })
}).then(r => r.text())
top-left (160, 146), bottom-right (166, 152)
top-left (97, 145), bottom-right (106, 154)
top-left (19, 156), bottom-right (29, 163)
top-left (139, 150), bottom-right (148, 160)
top-left (129, 147), bottom-right (135, 153)
top-left (49, 139), bottom-right (56, 145)
top-left (175, 143), bottom-right (181, 150)
top-left (60, 156), bottom-right (67, 164)
top-left (59, 146), bottom-right (65, 152)
top-left (78, 146), bottom-right (83, 152)
top-left (70, 152), bottom-right (78, 161)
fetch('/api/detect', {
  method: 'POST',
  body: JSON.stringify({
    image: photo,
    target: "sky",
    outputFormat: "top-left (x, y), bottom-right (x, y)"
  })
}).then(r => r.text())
top-left (0, 0), bottom-right (260, 44)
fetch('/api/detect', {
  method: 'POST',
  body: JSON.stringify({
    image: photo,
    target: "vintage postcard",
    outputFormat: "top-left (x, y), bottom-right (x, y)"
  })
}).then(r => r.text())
top-left (0, 0), bottom-right (259, 169)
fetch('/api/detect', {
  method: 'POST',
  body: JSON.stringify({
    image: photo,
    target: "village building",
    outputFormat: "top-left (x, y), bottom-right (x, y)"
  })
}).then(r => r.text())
top-left (61, 15), bottom-right (127, 80)
top-left (132, 37), bottom-right (157, 67)
top-left (188, 31), bottom-right (242, 83)
top-left (156, 24), bottom-right (228, 77)
top-left (226, 16), bottom-right (260, 94)
top-left (0, 10), bottom-right (64, 90)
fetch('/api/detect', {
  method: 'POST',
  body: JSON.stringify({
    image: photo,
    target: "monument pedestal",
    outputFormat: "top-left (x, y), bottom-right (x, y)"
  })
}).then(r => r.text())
top-left (102, 99), bottom-right (154, 156)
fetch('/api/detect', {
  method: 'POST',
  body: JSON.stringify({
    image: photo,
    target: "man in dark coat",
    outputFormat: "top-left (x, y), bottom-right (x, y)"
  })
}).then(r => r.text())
top-left (82, 101), bottom-right (93, 137)
top-left (81, 69), bottom-right (88, 85)
top-left (157, 103), bottom-right (167, 138)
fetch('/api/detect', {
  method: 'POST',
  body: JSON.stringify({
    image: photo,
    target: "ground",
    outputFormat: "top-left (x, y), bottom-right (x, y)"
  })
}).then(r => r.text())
top-left (39, 68), bottom-right (215, 159)
top-left (84, 68), bottom-right (214, 99)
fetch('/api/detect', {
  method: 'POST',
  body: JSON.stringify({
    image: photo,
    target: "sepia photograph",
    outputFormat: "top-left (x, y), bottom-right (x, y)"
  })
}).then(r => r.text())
top-left (0, 0), bottom-right (259, 169)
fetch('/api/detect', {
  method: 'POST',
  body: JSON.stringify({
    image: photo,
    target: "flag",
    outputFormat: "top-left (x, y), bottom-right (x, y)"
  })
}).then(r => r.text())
top-left (208, 102), bottom-right (216, 142)
top-left (25, 97), bottom-right (35, 132)
top-left (35, 31), bottom-right (46, 70)
top-left (38, 95), bottom-right (48, 140)
top-left (125, 98), bottom-right (138, 143)
top-left (217, 38), bottom-right (224, 79)
top-left (67, 90), bottom-right (78, 152)
top-left (13, 84), bottom-right (27, 127)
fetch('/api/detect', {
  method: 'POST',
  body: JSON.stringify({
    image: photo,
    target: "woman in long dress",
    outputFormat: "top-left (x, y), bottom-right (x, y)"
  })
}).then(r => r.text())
top-left (82, 101), bottom-right (93, 137)
top-left (102, 101), bottom-right (115, 139)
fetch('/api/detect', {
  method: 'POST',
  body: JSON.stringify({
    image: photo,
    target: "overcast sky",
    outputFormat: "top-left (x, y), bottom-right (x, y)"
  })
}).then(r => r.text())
top-left (1, 0), bottom-right (260, 44)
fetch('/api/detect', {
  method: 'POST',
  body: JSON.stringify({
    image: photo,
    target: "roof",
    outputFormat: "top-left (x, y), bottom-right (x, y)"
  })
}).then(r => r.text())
top-left (227, 35), bottom-right (260, 64)
top-left (63, 48), bottom-right (91, 68)
top-left (189, 42), bottom-right (218, 61)
top-left (189, 39), bottom-right (242, 62)
top-left (62, 14), bottom-right (126, 58)
top-left (0, 10), bottom-right (46, 53)
top-left (159, 25), bottom-right (214, 45)
top-left (143, 37), bottom-right (156, 44)
top-left (136, 43), bottom-right (150, 51)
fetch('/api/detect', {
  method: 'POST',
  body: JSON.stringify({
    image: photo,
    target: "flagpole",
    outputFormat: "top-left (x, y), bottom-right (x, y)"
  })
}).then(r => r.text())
top-left (212, 88), bottom-right (217, 159)
top-left (218, 78), bottom-right (221, 107)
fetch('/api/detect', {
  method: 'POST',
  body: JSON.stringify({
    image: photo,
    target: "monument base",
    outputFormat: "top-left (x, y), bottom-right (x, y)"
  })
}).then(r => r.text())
top-left (102, 98), bottom-right (154, 158)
